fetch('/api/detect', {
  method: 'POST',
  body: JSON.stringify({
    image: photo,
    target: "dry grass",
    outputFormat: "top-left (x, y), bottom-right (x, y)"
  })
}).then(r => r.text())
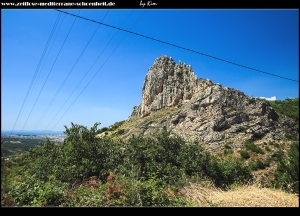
top-left (183, 183), bottom-right (299, 207)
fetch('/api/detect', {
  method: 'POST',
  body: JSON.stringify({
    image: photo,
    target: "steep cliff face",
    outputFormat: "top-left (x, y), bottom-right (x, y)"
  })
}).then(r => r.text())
top-left (139, 55), bottom-right (198, 117)
top-left (125, 55), bottom-right (298, 148)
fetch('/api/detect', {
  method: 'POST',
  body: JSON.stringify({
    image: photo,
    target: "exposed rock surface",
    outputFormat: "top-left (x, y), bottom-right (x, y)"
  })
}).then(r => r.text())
top-left (125, 55), bottom-right (298, 149)
top-left (139, 55), bottom-right (198, 117)
top-left (97, 55), bottom-right (298, 184)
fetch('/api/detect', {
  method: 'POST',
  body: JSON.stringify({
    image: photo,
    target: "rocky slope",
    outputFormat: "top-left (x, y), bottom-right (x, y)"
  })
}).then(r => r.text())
top-left (96, 55), bottom-right (299, 183)
top-left (96, 54), bottom-right (298, 185)
top-left (124, 55), bottom-right (298, 150)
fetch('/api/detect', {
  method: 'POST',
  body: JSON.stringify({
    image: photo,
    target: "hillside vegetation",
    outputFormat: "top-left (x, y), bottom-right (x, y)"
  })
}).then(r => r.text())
top-left (259, 98), bottom-right (299, 122)
top-left (2, 98), bottom-right (298, 207)
top-left (1, 119), bottom-right (298, 207)
top-left (2, 53), bottom-right (299, 207)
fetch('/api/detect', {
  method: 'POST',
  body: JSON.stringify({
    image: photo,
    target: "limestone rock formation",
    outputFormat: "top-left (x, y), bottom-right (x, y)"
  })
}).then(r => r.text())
top-left (124, 55), bottom-right (298, 150)
top-left (139, 55), bottom-right (198, 117)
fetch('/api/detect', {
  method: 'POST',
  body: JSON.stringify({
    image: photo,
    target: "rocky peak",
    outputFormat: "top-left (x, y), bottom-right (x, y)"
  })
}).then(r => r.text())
top-left (128, 55), bottom-right (298, 147)
top-left (139, 55), bottom-right (198, 117)
top-left (103, 55), bottom-right (298, 184)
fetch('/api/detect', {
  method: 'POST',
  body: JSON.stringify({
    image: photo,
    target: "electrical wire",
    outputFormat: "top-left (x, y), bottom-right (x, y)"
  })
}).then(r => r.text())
top-left (44, 10), bottom-right (136, 132)
top-left (32, 10), bottom-right (111, 133)
top-left (9, 11), bottom-right (62, 135)
top-left (50, 10), bottom-right (146, 131)
top-left (56, 9), bottom-right (299, 83)
top-left (19, 10), bottom-right (81, 135)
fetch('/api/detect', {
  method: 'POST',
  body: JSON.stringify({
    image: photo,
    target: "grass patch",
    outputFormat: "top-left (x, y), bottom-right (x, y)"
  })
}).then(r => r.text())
top-left (183, 183), bottom-right (299, 207)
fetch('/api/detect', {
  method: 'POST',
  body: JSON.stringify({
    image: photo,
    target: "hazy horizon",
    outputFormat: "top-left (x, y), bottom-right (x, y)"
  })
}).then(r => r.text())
top-left (1, 130), bottom-right (65, 135)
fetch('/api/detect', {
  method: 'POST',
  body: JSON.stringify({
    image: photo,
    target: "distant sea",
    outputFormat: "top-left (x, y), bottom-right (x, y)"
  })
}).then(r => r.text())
top-left (1, 130), bottom-right (65, 136)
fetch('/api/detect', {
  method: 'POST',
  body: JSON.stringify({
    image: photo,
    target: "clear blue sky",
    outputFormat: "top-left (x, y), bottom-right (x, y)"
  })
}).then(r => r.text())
top-left (1, 9), bottom-right (299, 132)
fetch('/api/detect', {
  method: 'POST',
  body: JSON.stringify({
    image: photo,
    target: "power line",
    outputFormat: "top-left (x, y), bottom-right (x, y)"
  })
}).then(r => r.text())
top-left (51, 10), bottom-right (146, 131)
top-left (44, 10), bottom-right (135, 132)
top-left (19, 10), bottom-right (80, 134)
top-left (26, 12), bottom-right (67, 107)
top-left (32, 10), bottom-right (111, 133)
top-left (56, 9), bottom-right (299, 83)
top-left (31, 14), bottom-right (66, 133)
top-left (9, 12), bottom-right (62, 135)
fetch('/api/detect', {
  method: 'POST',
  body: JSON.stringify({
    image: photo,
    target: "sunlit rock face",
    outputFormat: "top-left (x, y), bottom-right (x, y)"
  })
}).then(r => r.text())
top-left (128, 55), bottom-right (298, 146)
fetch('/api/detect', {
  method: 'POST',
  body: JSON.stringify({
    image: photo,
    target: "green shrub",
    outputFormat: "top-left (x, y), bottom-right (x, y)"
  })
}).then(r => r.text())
top-left (61, 184), bottom-right (105, 207)
top-left (137, 175), bottom-right (190, 206)
top-left (240, 150), bottom-right (250, 159)
top-left (6, 174), bottom-right (68, 206)
top-left (272, 142), bottom-right (299, 194)
top-left (272, 150), bottom-right (284, 160)
top-left (264, 146), bottom-right (272, 152)
top-left (109, 120), bottom-right (125, 131)
top-left (98, 127), bottom-right (108, 133)
top-left (25, 122), bottom-right (125, 183)
top-left (124, 128), bottom-right (189, 185)
top-left (62, 171), bottom-right (192, 207)
top-left (224, 149), bottom-right (233, 155)
top-left (251, 159), bottom-right (269, 170)
top-left (244, 141), bottom-right (264, 154)
top-left (203, 157), bottom-right (253, 188)
top-left (116, 129), bottom-right (125, 135)
top-left (2, 121), bottom-right (257, 206)
top-left (285, 133), bottom-right (298, 141)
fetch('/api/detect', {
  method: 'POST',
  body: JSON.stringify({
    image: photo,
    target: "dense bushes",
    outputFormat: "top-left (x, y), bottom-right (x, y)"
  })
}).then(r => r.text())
top-left (202, 157), bottom-right (253, 187)
top-left (6, 173), bottom-right (69, 206)
top-left (1, 122), bottom-right (257, 206)
top-left (272, 142), bottom-right (299, 194)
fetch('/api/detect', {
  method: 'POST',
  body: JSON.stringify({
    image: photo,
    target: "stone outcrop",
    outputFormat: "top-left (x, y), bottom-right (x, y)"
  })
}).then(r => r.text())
top-left (125, 55), bottom-right (298, 148)
top-left (139, 55), bottom-right (198, 117)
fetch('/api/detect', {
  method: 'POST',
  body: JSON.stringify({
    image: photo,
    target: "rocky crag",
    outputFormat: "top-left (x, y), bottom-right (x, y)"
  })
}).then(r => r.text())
top-left (124, 55), bottom-right (298, 150)
top-left (96, 54), bottom-right (298, 184)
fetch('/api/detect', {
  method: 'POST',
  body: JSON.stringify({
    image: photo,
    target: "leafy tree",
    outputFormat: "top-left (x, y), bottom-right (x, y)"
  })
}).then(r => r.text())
top-left (272, 142), bottom-right (299, 194)
top-left (2, 121), bottom-right (256, 206)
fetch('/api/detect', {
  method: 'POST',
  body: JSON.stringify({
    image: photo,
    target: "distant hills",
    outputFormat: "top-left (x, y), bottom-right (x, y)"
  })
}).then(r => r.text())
top-left (1, 130), bottom-right (64, 136)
